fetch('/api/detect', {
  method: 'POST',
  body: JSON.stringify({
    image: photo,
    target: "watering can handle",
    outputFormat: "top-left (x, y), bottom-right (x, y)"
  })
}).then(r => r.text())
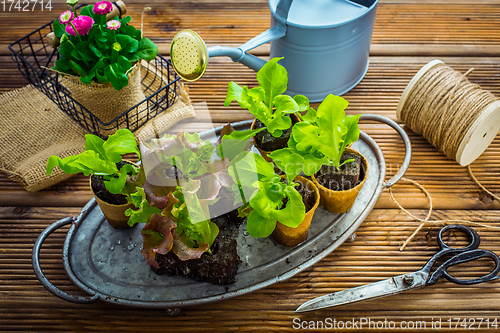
top-left (237, 0), bottom-right (293, 55)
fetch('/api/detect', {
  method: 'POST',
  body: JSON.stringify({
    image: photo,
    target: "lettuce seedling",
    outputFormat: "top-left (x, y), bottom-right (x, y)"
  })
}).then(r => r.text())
top-left (141, 132), bottom-right (218, 183)
top-left (46, 128), bottom-right (143, 196)
top-left (224, 57), bottom-right (309, 138)
top-left (228, 151), bottom-right (305, 238)
top-left (139, 183), bottom-right (220, 267)
top-left (269, 94), bottom-right (361, 181)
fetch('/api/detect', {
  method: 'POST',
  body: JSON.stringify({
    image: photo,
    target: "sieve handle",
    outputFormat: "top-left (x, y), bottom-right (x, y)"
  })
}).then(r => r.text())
top-left (32, 217), bottom-right (99, 304)
top-left (359, 114), bottom-right (412, 188)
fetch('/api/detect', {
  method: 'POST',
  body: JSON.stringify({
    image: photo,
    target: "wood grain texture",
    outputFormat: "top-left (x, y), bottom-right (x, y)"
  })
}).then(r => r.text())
top-left (2, 209), bottom-right (500, 332)
top-left (2, 57), bottom-right (500, 210)
top-left (2, 0), bottom-right (500, 331)
top-left (2, 1), bottom-right (500, 55)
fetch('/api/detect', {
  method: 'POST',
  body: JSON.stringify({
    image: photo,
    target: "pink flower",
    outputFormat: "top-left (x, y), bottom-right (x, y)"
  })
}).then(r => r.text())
top-left (65, 15), bottom-right (94, 36)
top-left (106, 20), bottom-right (121, 30)
top-left (59, 10), bottom-right (74, 25)
top-left (93, 1), bottom-right (113, 15)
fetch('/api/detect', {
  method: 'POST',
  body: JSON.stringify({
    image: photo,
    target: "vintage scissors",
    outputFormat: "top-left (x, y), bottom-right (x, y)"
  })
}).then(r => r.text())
top-left (296, 224), bottom-right (500, 313)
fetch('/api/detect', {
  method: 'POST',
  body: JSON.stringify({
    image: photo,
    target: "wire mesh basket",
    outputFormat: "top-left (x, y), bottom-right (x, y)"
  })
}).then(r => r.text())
top-left (9, 20), bottom-right (181, 138)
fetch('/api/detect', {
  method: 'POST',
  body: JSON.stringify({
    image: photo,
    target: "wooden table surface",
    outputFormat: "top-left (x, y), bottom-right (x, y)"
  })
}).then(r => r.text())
top-left (2, 0), bottom-right (500, 331)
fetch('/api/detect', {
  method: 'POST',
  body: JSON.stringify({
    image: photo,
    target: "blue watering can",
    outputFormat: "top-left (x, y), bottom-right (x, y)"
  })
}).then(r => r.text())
top-left (170, 0), bottom-right (378, 102)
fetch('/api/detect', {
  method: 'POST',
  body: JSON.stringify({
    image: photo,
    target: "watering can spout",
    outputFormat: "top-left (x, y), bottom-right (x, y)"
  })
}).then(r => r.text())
top-left (170, 0), bottom-right (291, 81)
top-left (170, 25), bottom-right (287, 81)
top-left (207, 46), bottom-right (267, 72)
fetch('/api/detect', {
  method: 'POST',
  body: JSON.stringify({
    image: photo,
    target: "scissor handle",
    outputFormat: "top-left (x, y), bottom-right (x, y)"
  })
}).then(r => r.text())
top-left (427, 249), bottom-right (500, 286)
top-left (437, 224), bottom-right (480, 251)
top-left (422, 225), bottom-right (481, 275)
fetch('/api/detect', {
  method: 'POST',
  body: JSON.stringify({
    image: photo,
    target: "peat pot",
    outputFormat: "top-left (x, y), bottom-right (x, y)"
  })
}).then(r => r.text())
top-left (272, 176), bottom-right (320, 247)
top-left (89, 161), bottom-right (138, 230)
top-left (312, 148), bottom-right (369, 214)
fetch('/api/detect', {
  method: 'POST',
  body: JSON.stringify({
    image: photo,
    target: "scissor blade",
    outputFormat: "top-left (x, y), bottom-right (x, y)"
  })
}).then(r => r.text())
top-left (296, 271), bottom-right (428, 313)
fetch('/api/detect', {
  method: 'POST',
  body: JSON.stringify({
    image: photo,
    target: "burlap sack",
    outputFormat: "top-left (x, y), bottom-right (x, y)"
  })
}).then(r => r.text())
top-left (0, 81), bottom-right (195, 192)
top-left (0, 85), bottom-right (87, 192)
top-left (60, 63), bottom-right (147, 125)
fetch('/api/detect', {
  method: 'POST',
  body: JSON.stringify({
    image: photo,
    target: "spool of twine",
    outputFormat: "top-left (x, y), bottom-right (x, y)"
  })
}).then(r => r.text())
top-left (393, 60), bottom-right (500, 250)
top-left (397, 60), bottom-right (500, 167)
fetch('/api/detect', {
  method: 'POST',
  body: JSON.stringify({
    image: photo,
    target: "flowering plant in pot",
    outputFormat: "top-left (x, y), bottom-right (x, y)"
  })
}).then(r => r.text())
top-left (53, 0), bottom-right (157, 89)
top-left (228, 151), bottom-right (319, 247)
top-left (46, 128), bottom-right (144, 229)
top-left (224, 57), bottom-right (310, 161)
top-left (51, 0), bottom-right (158, 126)
top-left (269, 94), bottom-right (367, 214)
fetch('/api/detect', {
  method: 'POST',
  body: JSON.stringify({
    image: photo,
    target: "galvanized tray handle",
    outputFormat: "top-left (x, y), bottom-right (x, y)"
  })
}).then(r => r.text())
top-left (359, 114), bottom-right (412, 188)
top-left (32, 217), bottom-right (99, 304)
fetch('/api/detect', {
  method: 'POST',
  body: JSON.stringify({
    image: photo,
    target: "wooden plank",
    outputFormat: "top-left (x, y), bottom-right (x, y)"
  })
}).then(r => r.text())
top-left (2, 2), bottom-right (500, 56)
top-left (2, 57), bottom-right (500, 210)
top-left (1, 209), bottom-right (500, 332)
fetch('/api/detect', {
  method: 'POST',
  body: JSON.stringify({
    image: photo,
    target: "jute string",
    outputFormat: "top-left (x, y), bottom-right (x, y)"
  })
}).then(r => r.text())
top-left (399, 62), bottom-right (499, 161)
top-left (394, 62), bottom-right (500, 250)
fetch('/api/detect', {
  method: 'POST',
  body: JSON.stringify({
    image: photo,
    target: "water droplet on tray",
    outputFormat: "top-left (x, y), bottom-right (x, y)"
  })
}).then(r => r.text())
top-left (116, 240), bottom-right (121, 245)
top-left (109, 245), bottom-right (115, 251)
top-left (127, 243), bottom-right (135, 251)
top-left (243, 230), bottom-right (249, 236)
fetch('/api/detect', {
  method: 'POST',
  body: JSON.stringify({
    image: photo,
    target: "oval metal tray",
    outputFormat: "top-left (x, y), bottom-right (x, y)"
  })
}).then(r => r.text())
top-left (33, 114), bottom-right (411, 309)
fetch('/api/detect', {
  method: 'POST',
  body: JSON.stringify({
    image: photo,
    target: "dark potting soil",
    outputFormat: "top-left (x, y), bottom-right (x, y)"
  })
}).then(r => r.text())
top-left (210, 187), bottom-right (246, 236)
top-left (253, 117), bottom-right (294, 151)
top-left (281, 179), bottom-right (316, 213)
top-left (91, 160), bottom-right (133, 205)
top-left (153, 235), bottom-right (241, 285)
top-left (316, 152), bottom-right (364, 191)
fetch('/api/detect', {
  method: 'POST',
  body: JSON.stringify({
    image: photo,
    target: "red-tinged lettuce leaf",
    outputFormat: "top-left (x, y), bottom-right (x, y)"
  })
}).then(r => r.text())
top-left (160, 192), bottom-right (180, 219)
top-left (142, 134), bottom-right (181, 160)
top-left (141, 214), bottom-right (177, 268)
top-left (144, 165), bottom-right (180, 187)
top-left (179, 132), bottom-right (202, 151)
top-left (195, 158), bottom-right (233, 200)
top-left (215, 123), bottom-right (235, 147)
top-left (143, 179), bottom-right (177, 209)
top-left (144, 248), bottom-right (159, 268)
top-left (171, 230), bottom-right (209, 261)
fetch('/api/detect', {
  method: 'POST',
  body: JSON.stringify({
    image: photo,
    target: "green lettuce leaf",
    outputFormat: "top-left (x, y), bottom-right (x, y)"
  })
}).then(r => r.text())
top-left (266, 95), bottom-right (297, 137)
top-left (293, 95), bottom-right (310, 112)
top-left (268, 148), bottom-right (304, 183)
top-left (246, 210), bottom-right (276, 238)
top-left (170, 185), bottom-right (219, 250)
top-left (224, 57), bottom-right (306, 137)
top-left (216, 127), bottom-right (266, 161)
top-left (340, 114), bottom-right (361, 153)
top-left (269, 185), bottom-right (305, 228)
top-left (228, 151), bottom-right (306, 238)
top-left (103, 128), bottom-right (140, 163)
top-left (125, 187), bottom-right (162, 226)
top-left (104, 163), bottom-right (137, 194)
top-left (256, 57), bottom-right (287, 110)
top-left (46, 150), bottom-right (117, 176)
